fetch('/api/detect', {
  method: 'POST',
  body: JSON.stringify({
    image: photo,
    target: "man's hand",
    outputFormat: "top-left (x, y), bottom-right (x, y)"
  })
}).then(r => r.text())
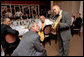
top-left (41, 43), bottom-right (43, 46)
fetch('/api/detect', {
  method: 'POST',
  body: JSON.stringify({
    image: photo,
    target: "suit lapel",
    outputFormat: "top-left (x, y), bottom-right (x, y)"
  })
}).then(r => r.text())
top-left (60, 11), bottom-right (64, 23)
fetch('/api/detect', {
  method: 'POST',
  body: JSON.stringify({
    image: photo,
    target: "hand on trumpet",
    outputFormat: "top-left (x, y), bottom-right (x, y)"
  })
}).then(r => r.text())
top-left (51, 22), bottom-right (60, 35)
top-left (56, 22), bottom-right (60, 31)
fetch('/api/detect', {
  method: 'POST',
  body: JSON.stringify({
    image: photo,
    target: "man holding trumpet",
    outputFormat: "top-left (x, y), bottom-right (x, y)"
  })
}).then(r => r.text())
top-left (52, 5), bottom-right (72, 56)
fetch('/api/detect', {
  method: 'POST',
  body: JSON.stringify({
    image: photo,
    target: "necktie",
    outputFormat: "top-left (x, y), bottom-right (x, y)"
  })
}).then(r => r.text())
top-left (41, 23), bottom-right (44, 30)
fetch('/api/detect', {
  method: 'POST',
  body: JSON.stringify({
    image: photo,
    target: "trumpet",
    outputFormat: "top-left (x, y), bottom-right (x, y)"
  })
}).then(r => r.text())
top-left (51, 14), bottom-right (62, 34)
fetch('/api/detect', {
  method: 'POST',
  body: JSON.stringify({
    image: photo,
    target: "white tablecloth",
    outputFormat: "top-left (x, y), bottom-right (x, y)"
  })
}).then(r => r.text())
top-left (11, 25), bottom-right (29, 36)
top-left (10, 19), bottom-right (54, 36)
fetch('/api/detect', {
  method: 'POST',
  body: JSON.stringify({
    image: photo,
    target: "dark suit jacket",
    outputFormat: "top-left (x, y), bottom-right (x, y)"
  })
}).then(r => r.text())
top-left (1, 24), bottom-right (20, 54)
top-left (73, 17), bottom-right (82, 28)
top-left (12, 30), bottom-right (46, 56)
top-left (58, 11), bottom-right (72, 41)
top-left (1, 24), bottom-right (13, 48)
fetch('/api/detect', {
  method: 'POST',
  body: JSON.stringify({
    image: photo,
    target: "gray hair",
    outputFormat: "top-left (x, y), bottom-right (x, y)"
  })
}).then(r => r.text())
top-left (28, 21), bottom-right (35, 30)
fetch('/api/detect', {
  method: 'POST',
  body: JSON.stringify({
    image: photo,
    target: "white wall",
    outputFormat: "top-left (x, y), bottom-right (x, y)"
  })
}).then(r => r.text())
top-left (79, 1), bottom-right (83, 19)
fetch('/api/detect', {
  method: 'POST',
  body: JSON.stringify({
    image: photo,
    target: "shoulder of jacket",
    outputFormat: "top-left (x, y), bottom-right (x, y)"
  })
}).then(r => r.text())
top-left (33, 33), bottom-right (40, 41)
top-left (63, 11), bottom-right (69, 15)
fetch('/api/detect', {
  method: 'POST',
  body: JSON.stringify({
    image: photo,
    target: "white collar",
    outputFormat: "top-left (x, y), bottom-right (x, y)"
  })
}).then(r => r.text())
top-left (59, 10), bottom-right (63, 15)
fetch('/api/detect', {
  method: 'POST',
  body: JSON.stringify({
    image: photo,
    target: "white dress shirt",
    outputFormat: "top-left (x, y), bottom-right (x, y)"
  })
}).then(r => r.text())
top-left (38, 19), bottom-right (53, 30)
top-left (15, 11), bottom-right (23, 17)
top-left (5, 12), bottom-right (12, 17)
top-left (59, 10), bottom-right (63, 15)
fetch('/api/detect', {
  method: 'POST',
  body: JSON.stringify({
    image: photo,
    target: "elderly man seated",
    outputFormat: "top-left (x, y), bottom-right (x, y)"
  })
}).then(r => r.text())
top-left (12, 21), bottom-right (47, 56)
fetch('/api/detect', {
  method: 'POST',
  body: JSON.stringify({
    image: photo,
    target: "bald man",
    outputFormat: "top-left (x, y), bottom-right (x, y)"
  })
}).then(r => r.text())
top-left (3, 18), bottom-right (11, 26)
top-left (1, 18), bottom-right (12, 39)
top-left (52, 5), bottom-right (72, 56)
top-left (1, 18), bottom-right (20, 55)
top-left (38, 15), bottom-right (53, 30)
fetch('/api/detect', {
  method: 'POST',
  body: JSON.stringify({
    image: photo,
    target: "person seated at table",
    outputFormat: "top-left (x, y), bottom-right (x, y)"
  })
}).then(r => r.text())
top-left (1, 18), bottom-right (12, 40)
top-left (38, 15), bottom-right (53, 31)
top-left (12, 14), bottom-right (16, 20)
top-left (38, 15), bottom-right (53, 46)
top-left (1, 18), bottom-right (19, 39)
top-left (35, 14), bottom-right (39, 19)
top-left (5, 9), bottom-right (12, 20)
top-left (1, 18), bottom-right (20, 55)
top-left (73, 13), bottom-right (82, 29)
top-left (71, 13), bottom-right (82, 35)
top-left (15, 9), bottom-right (23, 20)
top-left (22, 13), bottom-right (28, 19)
top-left (12, 21), bottom-right (47, 56)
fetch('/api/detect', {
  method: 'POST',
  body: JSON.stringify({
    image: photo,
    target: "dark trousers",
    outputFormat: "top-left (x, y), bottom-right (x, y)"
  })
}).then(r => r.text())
top-left (71, 26), bottom-right (81, 36)
top-left (42, 37), bottom-right (51, 47)
top-left (50, 33), bottom-right (57, 44)
top-left (42, 34), bottom-right (57, 47)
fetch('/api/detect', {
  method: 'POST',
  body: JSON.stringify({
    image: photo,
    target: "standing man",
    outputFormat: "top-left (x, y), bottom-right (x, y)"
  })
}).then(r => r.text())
top-left (52, 5), bottom-right (72, 56)
top-left (12, 21), bottom-right (47, 56)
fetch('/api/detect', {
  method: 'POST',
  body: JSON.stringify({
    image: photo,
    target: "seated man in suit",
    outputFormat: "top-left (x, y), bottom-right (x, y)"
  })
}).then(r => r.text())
top-left (12, 21), bottom-right (47, 56)
top-left (73, 13), bottom-right (82, 29)
top-left (37, 15), bottom-right (53, 46)
top-left (38, 15), bottom-right (53, 31)
top-left (1, 18), bottom-right (20, 55)
top-left (1, 18), bottom-right (14, 39)
top-left (71, 13), bottom-right (82, 35)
